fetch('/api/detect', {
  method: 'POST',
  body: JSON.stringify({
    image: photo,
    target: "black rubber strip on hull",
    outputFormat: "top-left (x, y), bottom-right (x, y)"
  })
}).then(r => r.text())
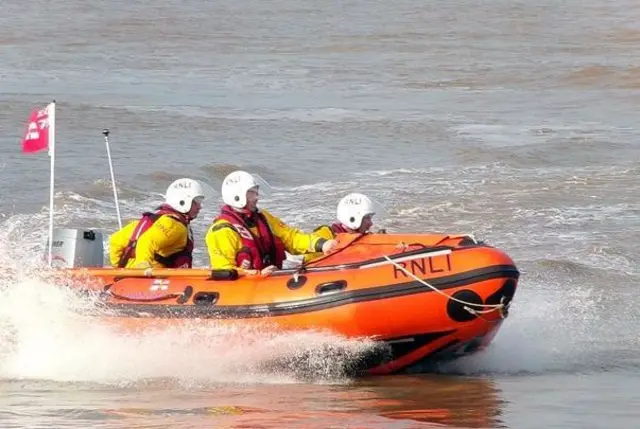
top-left (98, 264), bottom-right (519, 319)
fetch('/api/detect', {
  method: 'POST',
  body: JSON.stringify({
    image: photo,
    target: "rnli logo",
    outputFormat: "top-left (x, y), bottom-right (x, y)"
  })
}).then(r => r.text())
top-left (25, 113), bottom-right (49, 140)
top-left (344, 197), bottom-right (362, 206)
top-left (150, 279), bottom-right (170, 291)
top-left (233, 224), bottom-right (254, 240)
top-left (173, 181), bottom-right (192, 189)
top-left (225, 173), bottom-right (255, 187)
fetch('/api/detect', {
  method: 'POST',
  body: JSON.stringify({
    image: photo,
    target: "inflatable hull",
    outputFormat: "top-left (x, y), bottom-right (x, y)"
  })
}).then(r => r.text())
top-left (63, 233), bottom-right (520, 375)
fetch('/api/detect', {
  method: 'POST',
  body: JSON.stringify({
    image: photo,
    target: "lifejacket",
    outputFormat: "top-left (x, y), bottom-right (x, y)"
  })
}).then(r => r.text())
top-left (330, 223), bottom-right (350, 234)
top-left (215, 205), bottom-right (286, 270)
top-left (117, 205), bottom-right (194, 268)
top-left (314, 222), bottom-right (350, 237)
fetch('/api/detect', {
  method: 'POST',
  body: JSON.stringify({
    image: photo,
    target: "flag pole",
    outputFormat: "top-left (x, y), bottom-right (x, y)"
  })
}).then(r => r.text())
top-left (102, 128), bottom-right (122, 229)
top-left (47, 100), bottom-right (56, 268)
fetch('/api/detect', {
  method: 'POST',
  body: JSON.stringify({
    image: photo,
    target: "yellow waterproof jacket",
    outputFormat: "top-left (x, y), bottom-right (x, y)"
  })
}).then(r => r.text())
top-left (205, 208), bottom-right (326, 273)
top-left (109, 215), bottom-right (191, 268)
top-left (301, 225), bottom-right (336, 264)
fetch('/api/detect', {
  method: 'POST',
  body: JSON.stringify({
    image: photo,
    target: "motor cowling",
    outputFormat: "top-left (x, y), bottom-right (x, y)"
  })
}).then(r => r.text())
top-left (45, 228), bottom-right (105, 268)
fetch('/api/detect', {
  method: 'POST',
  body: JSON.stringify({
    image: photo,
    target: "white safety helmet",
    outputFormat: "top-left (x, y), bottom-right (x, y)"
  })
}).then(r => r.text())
top-left (165, 178), bottom-right (206, 214)
top-left (336, 193), bottom-right (383, 230)
top-left (221, 170), bottom-right (271, 209)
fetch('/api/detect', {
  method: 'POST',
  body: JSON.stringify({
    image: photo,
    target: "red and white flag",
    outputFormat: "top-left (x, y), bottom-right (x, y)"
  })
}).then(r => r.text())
top-left (21, 102), bottom-right (55, 154)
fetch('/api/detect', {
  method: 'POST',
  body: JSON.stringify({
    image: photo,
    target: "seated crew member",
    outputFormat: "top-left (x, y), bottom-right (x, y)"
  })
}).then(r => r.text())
top-left (302, 192), bottom-right (384, 263)
top-left (205, 170), bottom-right (338, 276)
top-left (109, 178), bottom-right (205, 269)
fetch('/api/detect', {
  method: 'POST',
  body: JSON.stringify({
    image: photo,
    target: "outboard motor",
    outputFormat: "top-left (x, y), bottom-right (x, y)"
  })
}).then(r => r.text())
top-left (45, 228), bottom-right (105, 268)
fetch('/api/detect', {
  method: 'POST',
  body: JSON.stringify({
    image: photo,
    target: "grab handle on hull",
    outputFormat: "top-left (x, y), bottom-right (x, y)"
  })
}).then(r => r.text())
top-left (193, 291), bottom-right (219, 306)
top-left (103, 284), bottom-right (193, 304)
top-left (316, 280), bottom-right (347, 295)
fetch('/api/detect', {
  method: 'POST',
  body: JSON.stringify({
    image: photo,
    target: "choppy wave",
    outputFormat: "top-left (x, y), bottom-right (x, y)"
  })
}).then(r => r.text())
top-left (562, 65), bottom-right (640, 89)
top-left (110, 105), bottom-right (443, 123)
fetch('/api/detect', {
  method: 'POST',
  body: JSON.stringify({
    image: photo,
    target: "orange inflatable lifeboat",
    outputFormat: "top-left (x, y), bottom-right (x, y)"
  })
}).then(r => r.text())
top-left (58, 231), bottom-right (519, 375)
